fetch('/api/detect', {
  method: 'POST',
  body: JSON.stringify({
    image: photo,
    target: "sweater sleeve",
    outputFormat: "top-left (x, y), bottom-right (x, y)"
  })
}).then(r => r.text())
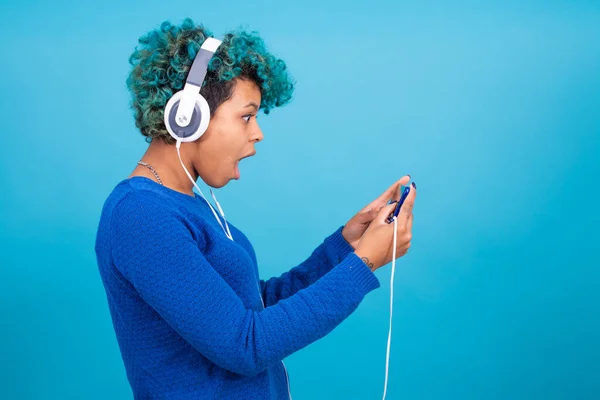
top-left (259, 226), bottom-right (356, 307)
top-left (110, 191), bottom-right (380, 377)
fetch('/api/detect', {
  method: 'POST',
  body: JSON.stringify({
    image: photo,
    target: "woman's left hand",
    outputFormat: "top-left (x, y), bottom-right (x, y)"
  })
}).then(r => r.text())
top-left (341, 175), bottom-right (411, 250)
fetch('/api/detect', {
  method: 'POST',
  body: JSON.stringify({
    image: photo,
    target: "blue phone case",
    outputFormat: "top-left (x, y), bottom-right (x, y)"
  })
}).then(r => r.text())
top-left (387, 186), bottom-right (411, 223)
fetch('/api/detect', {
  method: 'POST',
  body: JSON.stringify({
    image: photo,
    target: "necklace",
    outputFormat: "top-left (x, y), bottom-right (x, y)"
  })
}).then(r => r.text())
top-left (137, 161), bottom-right (163, 185)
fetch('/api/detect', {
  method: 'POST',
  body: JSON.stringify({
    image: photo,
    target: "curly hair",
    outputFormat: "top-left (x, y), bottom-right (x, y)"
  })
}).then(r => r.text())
top-left (126, 18), bottom-right (295, 144)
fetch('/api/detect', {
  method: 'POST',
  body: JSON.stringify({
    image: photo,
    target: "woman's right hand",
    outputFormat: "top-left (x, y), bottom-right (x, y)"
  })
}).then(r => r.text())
top-left (353, 183), bottom-right (416, 272)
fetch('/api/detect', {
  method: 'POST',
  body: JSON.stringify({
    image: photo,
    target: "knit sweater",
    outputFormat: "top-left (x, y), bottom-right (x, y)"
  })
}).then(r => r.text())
top-left (94, 177), bottom-right (381, 399)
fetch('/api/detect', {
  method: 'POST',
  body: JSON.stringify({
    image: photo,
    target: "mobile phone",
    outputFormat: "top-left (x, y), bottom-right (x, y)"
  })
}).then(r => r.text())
top-left (387, 186), bottom-right (411, 223)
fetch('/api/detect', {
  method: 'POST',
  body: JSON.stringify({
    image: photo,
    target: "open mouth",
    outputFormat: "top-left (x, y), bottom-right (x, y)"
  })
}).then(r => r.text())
top-left (240, 151), bottom-right (256, 161)
top-left (234, 151), bottom-right (256, 179)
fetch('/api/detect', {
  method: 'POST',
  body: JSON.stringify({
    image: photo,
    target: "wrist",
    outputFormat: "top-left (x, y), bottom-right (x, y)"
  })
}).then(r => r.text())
top-left (353, 250), bottom-right (378, 272)
top-left (341, 226), bottom-right (358, 250)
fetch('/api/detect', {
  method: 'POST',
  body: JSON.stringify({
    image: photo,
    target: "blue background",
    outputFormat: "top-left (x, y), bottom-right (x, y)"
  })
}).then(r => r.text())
top-left (1, 0), bottom-right (599, 398)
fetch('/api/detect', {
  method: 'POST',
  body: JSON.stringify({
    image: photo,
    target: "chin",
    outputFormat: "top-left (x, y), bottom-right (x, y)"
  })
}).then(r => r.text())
top-left (212, 181), bottom-right (230, 189)
top-left (205, 176), bottom-right (232, 189)
top-left (197, 169), bottom-right (230, 188)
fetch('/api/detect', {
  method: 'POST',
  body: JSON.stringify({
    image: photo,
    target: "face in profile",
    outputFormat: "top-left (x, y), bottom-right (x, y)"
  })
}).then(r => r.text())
top-left (191, 78), bottom-right (264, 188)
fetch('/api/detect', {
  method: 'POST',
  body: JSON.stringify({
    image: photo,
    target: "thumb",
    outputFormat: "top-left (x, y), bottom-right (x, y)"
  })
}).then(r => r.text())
top-left (358, 205), bottom-right (383, 223)
top-left (374, 203), bottom-right (397, 225)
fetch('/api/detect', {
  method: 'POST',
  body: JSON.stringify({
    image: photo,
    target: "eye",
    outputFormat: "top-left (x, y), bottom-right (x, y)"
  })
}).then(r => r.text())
top-left (242, 115), bottom-right (252, 123)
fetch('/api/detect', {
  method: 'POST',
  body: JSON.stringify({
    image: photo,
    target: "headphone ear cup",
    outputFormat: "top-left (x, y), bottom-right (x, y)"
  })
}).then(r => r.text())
top-left (164, 90), bottom-right (211, 142)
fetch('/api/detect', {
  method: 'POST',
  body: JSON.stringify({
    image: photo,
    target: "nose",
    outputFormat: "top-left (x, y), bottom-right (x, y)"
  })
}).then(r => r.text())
top-left (251, 121), bottom-right (264, 143)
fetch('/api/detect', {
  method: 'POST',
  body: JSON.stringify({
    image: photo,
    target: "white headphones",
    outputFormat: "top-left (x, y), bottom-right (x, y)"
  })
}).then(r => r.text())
top-left (162, 37), bottom-right (234, 241)
top-left (163, 37), bottom-right (222, 143)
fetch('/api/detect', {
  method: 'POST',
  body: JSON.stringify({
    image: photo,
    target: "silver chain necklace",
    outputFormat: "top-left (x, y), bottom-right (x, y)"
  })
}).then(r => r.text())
top-left (137, 161), bottom-right (163, 185)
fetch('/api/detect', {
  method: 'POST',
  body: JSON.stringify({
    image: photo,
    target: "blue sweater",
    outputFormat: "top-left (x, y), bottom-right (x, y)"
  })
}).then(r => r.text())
top-left (94, 177), bottom-right (380, 399)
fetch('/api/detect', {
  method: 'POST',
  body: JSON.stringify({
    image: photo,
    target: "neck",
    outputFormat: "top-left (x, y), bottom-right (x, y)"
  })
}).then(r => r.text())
top-left (133, 139), bottom-right (197, 197)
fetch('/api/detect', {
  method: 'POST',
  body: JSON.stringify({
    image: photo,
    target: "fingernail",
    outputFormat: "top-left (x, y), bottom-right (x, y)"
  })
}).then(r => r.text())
top-left (411, 182), bottom-right (417, 189)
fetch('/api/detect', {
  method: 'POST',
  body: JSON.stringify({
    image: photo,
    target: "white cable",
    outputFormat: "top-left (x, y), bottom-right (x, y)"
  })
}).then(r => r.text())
top-left (175, 140), bottom-right (233, 241)
top-left (210, 188), bottom-right (233, 240)
top-left (383, 216), bottom-right (398, 400)
top-left (282, 361), bottom-right (293, 400)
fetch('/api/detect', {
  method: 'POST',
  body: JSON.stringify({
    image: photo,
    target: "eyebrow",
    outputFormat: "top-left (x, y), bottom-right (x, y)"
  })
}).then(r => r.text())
top-left (244, 102), bottom-right (259, 110)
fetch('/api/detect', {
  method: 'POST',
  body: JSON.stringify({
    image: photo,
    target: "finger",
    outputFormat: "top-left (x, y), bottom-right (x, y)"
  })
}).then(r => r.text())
top-left (375, 203), bottom-right (398, 225)
top-left (407, 212), bottom-right (413, 233)
top-left (398, 183), bottom-right (416, 229)
top-left (386, 176), bottom-right (411, 204)
top-left (369, 175), bottom-right (411, 210)
top-left (356, 206), bottom-right (379, 224)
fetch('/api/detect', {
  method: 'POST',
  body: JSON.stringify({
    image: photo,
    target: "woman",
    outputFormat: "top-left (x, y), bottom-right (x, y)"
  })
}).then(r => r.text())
top-left (95, 18), bottom-right (416, 399)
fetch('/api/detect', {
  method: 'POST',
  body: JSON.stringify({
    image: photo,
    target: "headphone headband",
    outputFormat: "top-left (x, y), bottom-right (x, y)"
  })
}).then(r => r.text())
top-left (173, 37), bottom-right (222, 129)
top-left (187, 37), bottom-right (222, 87)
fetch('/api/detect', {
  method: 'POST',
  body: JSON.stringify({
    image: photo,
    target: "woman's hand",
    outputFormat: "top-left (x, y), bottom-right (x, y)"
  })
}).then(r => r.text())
top-left (341, 175), bottom-right (411, 250)
top-left (353, 182), bottom-right (416, 271)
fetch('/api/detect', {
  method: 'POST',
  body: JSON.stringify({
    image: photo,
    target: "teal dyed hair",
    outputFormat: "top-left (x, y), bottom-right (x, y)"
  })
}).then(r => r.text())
top-left (126, 18), bottom-right (295, 144)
